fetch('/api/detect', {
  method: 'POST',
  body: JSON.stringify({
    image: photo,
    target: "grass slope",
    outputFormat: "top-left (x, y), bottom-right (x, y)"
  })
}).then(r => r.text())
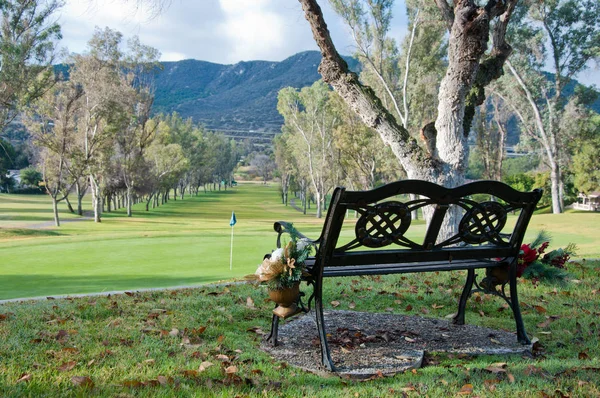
top-left (1, 183), bottom-right (599, 300)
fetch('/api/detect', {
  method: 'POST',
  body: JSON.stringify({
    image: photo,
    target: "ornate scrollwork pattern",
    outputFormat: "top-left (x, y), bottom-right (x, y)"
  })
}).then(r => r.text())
top-left (354, 201), bottom-right (413, 248)
top-left (458, 201), bottom-right (508, 245)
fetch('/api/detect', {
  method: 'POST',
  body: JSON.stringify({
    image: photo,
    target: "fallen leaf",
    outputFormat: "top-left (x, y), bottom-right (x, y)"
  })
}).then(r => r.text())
top-left (457, 383), bottom-right (473, 395)
top-left (169, 328), bottom-right (179, 337)
top-left (432, 304), bottom-right (444, 309)
top-left (199, 361), bottom-right (214, 372)
top-left (404, 337), bottom-right (416, 343)
top-left (246, 327), bottom-right (264, 335)
top-left (490, 338), bottom-right (501, 345)
top-left (225, 365), bottom-right (238, 374)
top-left (216, 354), bottom-right (229, 361)
top-left (533, 305), bottom-right (547, 314)
top-left (349, 302), bottom-right (356, 309)
top-left (181, 369), bottom-right (198, 378)
top-left (246, 297), bottom-right (255, 308)
top-left (331, 300), bottom-right (340, 307)
top-left (157, 375), bottom-right (172, 386)
top-left (122, 380), bottom-right (143, 388)
top-left (16, 374), bottom-right (31, 383)
top-left (71, 376), bottom-right (94, 388)
top-left (58, 361), bottom-right (77, 372)
top-left (579, 351), bottom-right (590, 360)
top-left (507, 373), bottom-right (515, 383)
top-left (62, 347), bottom-right (79, 354)
top-left (405, 304), bottom-right (413, 311)
top-left (143, 359), bottom-right (155, 365)
top-left (484, 365), bottom-right (507, 374)
top-left (124, 291), bottom-right (134, 296)
top-left (217, 335), bottom-right (225, 343)
top-left (87, 359), bottom-right (95, 367)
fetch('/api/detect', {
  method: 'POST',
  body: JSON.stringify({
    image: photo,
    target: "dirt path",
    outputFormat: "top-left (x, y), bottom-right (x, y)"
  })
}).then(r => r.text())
top-left (26, 210), bottom-right (94, 229)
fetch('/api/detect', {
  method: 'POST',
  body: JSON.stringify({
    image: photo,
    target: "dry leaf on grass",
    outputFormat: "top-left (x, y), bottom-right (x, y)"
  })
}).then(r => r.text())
top-left (457, 383), bottom-right (473, 395)
top-left (58, 361), bottom-right (77, 372)
top-left (16, 374), bottom-right (31, 383)
top-left (71, 376), bottom-right (94, 388)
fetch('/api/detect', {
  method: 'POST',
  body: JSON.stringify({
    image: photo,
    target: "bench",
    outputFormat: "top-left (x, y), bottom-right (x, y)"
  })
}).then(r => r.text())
top-left (265, 180), bottom-right (542, 371)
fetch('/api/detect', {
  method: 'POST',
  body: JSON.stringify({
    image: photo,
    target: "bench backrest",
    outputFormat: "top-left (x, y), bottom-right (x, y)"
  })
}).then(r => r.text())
top-left (313, 180), bottom-right (542, 273)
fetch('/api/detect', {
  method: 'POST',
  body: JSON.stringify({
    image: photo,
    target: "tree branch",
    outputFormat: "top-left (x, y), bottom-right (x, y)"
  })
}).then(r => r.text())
top-left (298, 0), bottom-right (435, 176)
top-left (434, 0), bottom-right (454, 30)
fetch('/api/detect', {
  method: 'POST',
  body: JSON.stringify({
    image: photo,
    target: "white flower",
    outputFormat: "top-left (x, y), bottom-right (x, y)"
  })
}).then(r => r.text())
top-left (296, 238), bottom-right (310, 251)
top-left (270, 248), bottom-right (284, 262)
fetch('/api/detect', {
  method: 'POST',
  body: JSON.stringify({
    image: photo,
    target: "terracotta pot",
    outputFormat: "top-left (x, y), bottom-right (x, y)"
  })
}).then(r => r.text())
top-left (269, 283), bottom-right (301, 319)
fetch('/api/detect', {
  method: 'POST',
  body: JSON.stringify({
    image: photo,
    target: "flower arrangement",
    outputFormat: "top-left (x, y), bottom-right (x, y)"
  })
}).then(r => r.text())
top-left (482, 231), bottom-right (576, 289)
top-left (517, 231), bottom-right (576, 282)
top-left (251, 224), bottom-right (314, 290)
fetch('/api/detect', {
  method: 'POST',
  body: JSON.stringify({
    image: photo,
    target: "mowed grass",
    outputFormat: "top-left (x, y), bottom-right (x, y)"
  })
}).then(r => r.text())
top-left (0, 184), bottom-right (324, 300)
top-left (1, 184), bottom-right (599, 300)
top-left (0, 262), bottom-right (599, 397)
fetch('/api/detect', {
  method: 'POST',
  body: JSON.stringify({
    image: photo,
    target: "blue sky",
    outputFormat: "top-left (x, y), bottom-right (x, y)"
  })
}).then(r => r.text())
top-left (58, 0), bottom-right (597, 87)
top-left (58, 0), bottom-right (406, 63)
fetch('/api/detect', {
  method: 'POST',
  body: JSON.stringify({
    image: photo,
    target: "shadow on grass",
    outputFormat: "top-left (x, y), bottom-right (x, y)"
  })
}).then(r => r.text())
top-left (0, 229), bottom-right (63, 238)
top-left (0, 274), bottom-right (230, 300)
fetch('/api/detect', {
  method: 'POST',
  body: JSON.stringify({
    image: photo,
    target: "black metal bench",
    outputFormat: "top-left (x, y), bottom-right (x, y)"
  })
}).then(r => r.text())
top-left (266, 180), bottom-right (542, 371)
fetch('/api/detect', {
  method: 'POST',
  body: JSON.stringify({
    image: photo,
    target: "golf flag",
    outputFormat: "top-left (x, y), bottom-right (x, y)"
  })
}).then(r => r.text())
top-left (229, 211), bottom-right (236, 270)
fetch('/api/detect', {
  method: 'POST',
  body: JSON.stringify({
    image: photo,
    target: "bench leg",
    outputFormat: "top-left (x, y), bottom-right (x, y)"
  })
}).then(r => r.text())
top-left (266, 313), bottom-right (280, 346)
top-left (453, 269), bottom-right (475, 325)
top-left (315, 280), bottom-right (336, 371)
top-left (509, 265), bottom-right (530, 344)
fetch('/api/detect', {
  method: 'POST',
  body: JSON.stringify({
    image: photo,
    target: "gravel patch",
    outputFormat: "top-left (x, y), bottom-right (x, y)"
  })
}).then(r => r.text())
top-left (261, 310), bottom-right (532, 378)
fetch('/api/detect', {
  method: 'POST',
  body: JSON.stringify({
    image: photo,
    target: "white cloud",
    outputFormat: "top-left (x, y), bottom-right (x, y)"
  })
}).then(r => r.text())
top-left (218, 0), bottom-right (286, 62)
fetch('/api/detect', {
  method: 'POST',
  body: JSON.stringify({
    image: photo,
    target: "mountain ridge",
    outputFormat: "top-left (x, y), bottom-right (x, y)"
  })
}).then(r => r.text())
top-left (152, 51), bottom-right (359, 135)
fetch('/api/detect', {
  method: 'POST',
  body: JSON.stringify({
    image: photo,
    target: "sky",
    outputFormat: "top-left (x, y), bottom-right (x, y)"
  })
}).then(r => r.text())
top-left (57, 0), bottom-right (408, 64)
top-left (57, 0), bottom-right (598, 87)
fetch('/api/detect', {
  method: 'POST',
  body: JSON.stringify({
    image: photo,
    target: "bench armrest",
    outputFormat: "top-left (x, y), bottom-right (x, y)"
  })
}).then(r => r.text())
top-left (273, 221), bottom-right (320, 249)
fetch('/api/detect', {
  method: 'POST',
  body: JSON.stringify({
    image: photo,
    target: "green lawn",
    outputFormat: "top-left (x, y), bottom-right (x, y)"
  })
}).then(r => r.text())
top-left (0, 263), bottom-right (599, 396)
top-left (1, 184), bottom-right (599, 396)
top-left (1, 184), bottom-right (599, 300)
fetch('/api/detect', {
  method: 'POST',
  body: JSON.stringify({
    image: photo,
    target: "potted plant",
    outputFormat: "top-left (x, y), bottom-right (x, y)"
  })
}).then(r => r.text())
top-left (250, 225), bottom-right (313, 318)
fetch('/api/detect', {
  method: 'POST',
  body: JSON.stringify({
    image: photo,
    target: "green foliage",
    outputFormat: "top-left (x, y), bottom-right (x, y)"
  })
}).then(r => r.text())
top-left (0, 0), bottom-right (62, 135)
top-left (572, 135), bottom-right (600, 193)
top-left (502, 155), bottom-right (540, 177)
top-left (504, 173), bottom-right (535, 192)
top-left (19, 167), bottom-right (42, 188)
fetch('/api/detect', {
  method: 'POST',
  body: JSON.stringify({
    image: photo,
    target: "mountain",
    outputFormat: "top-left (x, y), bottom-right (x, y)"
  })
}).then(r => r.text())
top-left (152, 51), bottom-right (359, 140)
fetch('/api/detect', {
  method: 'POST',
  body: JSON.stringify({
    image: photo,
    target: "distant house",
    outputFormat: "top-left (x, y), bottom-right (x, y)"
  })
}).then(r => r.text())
top-left (7, 170), bottom-right (21, 185)
top-left (574, 192), bottom-right (600, 212)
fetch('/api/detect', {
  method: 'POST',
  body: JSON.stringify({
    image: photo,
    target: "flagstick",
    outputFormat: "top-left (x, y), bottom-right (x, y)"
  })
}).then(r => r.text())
top-left (229, 225), bottom-right (234, 271)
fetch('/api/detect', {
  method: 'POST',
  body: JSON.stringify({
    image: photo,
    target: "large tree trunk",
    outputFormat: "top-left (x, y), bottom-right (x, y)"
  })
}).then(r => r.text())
top-left (298, 0), bottom-right (516, 239)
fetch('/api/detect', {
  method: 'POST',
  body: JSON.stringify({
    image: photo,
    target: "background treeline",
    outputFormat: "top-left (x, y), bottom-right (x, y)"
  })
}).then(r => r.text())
top-left (0, 18), bottom-right (239, 226)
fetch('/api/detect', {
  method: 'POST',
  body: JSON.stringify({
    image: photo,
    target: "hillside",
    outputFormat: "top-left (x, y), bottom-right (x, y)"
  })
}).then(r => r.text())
top-left (152, 51), bottom-right (359, 139)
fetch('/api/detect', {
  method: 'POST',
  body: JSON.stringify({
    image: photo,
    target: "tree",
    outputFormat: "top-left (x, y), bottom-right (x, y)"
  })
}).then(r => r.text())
top-left (69, 27), bottom-right (131, 222)
top-left (250, 153), bottom-right (275, 184)
top-left (0, 0), bottom-right (62, 136)
top-left (572, 113), bottom-right (600, 194)
top-left (497, 0), bottom-right (600, 213)
top-left (277, 81), bottom-right (339, 218)
top-left (299, 0), bottom-right (519, 234)
top-left (25, 80), bottom-right (83, 226)
top-left (19, 166), bottom-right (42, 188)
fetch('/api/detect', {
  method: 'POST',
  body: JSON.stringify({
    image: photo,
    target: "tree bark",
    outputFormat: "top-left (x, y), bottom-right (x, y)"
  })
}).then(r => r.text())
top-left (298, 0), bottom-right (516, 238)
top-left (52, 197), bottom-right (60, 227)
